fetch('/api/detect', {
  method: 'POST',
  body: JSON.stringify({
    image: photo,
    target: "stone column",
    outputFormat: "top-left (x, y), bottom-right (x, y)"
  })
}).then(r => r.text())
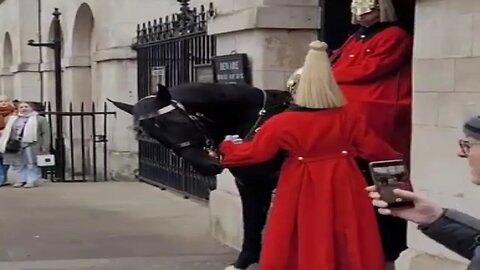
top-left (40, 62), bottom-right (56, 106)
top-left (92, 47), bottom-right (138, 181)
top-left (11, 63), bottom-right (42, 101)
top-left (0, 68), bottom-right (14, 98)
top-left (62, 57), bottom-right (94, 179)
top-left (207, 0), bottom-right (321, 250)
top-left (395, 0), bottom-right (480, 269)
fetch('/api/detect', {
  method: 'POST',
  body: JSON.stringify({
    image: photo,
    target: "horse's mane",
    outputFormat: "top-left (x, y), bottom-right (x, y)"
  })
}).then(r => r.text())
top-left (170, 83), bottom-right (264, 108)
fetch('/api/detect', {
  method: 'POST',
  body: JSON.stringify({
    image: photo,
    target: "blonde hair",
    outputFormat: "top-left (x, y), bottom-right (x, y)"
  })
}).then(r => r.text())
top-left (351, 0), bottom-right (397, 24)
top-left (0, 95), bottom-right (10, 102)
top-left (294, 41), bottom-right (345, 109)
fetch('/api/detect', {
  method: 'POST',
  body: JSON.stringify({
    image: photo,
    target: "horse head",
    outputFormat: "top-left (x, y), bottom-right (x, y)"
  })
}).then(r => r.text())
top-left (110, 83), bottom-right (292, 178)
top-left (110, 84), bottom-right (223, 176)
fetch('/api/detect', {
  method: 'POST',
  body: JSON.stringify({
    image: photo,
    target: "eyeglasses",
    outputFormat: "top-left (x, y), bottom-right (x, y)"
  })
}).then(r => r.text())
top-left (459, 139), bottom-right (480, 157)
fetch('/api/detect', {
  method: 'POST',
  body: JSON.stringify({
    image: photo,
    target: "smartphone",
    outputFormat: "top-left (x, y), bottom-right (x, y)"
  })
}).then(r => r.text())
top-left (368, 159), bottom-right (414, 209)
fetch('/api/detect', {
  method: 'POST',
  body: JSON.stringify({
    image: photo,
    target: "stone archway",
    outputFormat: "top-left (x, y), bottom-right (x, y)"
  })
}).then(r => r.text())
top-left (3, 33), bottom-right (13, 67)
top-left (1, 32), bottom-right (14, 98)
top-left (66, 2), bottom-right (95, 105)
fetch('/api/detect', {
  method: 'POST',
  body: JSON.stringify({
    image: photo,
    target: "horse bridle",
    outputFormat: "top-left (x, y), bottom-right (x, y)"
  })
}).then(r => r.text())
top-left (243, 89), bottom-right (290, 141)
top-left (142, 100), bottom-right (216, 152)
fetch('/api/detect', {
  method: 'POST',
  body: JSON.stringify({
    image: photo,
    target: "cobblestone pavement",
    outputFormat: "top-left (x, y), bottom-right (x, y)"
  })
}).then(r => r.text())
top-left (0, 182), bottom-right (239, 270)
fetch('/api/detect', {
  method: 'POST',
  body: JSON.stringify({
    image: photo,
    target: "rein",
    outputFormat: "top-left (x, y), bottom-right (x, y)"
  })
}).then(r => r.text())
top-left (243, 89), bottom-right (288, 141)
top-left (244, 89), bottom-right (268, 140)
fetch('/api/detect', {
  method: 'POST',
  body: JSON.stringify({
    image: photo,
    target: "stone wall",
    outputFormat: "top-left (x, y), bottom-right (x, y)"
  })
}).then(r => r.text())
top-left (396, 0), bottom-right (480, 268)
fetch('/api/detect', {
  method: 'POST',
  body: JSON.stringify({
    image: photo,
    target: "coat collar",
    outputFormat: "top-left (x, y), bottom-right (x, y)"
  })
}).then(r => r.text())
top-left (287, 104), bottom-right (325, 112)
top-left (354, 22), bottom-right (396, 42)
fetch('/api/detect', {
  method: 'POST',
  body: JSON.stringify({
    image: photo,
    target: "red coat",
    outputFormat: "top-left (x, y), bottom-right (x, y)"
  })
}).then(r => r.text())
top-left (220, 107), bottom-right (400, 270)
top-left (332, 24), bottom-right (413, 166)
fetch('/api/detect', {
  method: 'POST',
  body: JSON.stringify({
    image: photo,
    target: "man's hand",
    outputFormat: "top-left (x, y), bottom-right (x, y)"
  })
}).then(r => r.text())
top-left (366, 186), bottom-right (444, 226)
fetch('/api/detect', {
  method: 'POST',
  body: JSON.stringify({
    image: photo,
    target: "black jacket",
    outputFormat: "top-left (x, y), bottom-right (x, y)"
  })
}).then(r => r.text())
top-left (421, 209), bottom-right (480, 269)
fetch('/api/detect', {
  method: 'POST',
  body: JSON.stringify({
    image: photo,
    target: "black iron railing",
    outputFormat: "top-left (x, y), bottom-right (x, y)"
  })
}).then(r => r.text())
top-left (133, 0), bottom-right (217, 200)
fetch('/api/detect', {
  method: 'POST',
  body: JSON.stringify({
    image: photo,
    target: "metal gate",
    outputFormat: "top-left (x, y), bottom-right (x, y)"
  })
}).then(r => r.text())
top-left (35, 102), bottom-right (116, 182)
top-left (133, 1), bottom-right (217, 200)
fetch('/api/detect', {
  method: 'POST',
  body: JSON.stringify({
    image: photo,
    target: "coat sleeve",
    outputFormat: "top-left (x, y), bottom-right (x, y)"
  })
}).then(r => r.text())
top-left (333, 28), bottom-right (413, 84)
top-left (420, 209), bottom-right (480, 260)
top-left (351, 114), bottom-right (401, 161)
top-left (220, 118), bottom-right (281, 168)
top-left (39, 116), bottom-right (51, 151)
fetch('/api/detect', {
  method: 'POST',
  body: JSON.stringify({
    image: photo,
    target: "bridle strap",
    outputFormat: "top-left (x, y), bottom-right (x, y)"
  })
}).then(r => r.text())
top-left (245, 89), bottom-right (268, 140)
top-left (161, 101), bottom-right (215, 151)
top-left (157, 104), bottom-right (176, 115)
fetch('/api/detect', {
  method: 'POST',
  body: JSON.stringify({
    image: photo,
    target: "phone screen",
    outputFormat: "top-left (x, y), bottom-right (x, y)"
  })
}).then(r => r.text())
top-left (369, 160), bottom-right (414, 208)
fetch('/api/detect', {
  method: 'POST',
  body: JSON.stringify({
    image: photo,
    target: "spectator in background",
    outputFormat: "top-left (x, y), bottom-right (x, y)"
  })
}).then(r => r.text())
top-left (0, 102), bottom-right (50, 188)
top-left (0, 95), bottom-right (16, 186)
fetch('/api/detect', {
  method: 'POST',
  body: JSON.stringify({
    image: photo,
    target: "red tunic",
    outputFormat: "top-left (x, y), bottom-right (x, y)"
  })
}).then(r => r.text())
top-left (332, 25), bottom-right (413, 166)
top-left (220, 108), bottom-right (400, 270)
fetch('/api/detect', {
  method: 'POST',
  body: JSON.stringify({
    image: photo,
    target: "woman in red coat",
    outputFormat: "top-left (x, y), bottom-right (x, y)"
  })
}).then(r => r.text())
top-left (220, 41), bottom-right (400, 270)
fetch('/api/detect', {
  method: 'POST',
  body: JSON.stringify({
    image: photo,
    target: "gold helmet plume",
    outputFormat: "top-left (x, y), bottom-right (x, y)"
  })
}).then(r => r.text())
top-left (286, 67), bottom-right (303, 97)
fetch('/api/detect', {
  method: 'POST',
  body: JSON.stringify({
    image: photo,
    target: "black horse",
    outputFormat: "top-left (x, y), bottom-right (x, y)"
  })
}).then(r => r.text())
top-left (110, 82), bottom-right (407, 269)
top-left (111, 82), bottom-right (291, 269)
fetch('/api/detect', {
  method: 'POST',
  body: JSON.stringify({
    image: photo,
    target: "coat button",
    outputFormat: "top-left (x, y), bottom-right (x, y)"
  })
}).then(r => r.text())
top-left (298, 156), bottom-right (304, 161)
top-left (349, 54), bottom-right (355, 58)
top-left (360, 35), bottom-right (366, 38)
top-left (366, 49), bottom-right (371, 53)
top-left (341, 150), bottom-right (348, 154)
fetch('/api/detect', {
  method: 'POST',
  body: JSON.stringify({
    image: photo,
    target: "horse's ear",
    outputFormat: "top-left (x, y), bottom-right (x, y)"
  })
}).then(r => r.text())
top-left (156, 84), bottom-right (171, 102)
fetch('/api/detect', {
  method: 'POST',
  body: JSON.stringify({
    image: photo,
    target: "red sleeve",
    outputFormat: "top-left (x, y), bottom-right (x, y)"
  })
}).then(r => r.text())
top-left (351, 114), bottom-right (402, 161)
top-left (220, 118), bottom-right (281, 168)
top-left (333, 28), bottom-right (413, 83)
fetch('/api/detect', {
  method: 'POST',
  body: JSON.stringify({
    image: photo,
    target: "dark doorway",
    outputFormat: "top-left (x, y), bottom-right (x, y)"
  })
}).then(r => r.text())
top-left (320, 0), bottom-right (416, 50)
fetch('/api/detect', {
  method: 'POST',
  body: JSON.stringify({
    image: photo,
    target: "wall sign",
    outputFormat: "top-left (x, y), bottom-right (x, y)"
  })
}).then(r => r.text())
top-left (151, 66), bottom-right (166, 94)
top-left (212, 54), bottom-right (251, 85)
top-left (194, 64), bottom-right (214, 83)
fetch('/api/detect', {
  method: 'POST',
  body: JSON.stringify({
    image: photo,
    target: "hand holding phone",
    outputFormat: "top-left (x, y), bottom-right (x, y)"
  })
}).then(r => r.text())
top-left (368, 159), bottom-right (414, 209)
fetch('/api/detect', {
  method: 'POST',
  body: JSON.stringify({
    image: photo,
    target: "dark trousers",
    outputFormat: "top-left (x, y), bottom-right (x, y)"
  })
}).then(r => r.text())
top-left (233, 176), bottom-right (277, 268)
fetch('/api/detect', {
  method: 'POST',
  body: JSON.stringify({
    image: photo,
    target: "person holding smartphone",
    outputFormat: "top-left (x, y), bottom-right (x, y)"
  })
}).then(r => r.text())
top-left (367, 116), bottom-right (480, 269)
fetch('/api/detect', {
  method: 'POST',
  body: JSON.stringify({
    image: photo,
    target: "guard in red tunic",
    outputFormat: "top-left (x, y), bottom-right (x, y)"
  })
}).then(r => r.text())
top-left (220, 41), bottom-right (401, 270)
top-left (331, 0), bottom-right (413, 268)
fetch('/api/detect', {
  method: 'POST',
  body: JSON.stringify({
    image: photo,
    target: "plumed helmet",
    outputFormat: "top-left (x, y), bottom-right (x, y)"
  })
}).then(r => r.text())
top-left (351, 0), bottom-right (379, 16)
top-left (351, 0), bottom-right (397, 24)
